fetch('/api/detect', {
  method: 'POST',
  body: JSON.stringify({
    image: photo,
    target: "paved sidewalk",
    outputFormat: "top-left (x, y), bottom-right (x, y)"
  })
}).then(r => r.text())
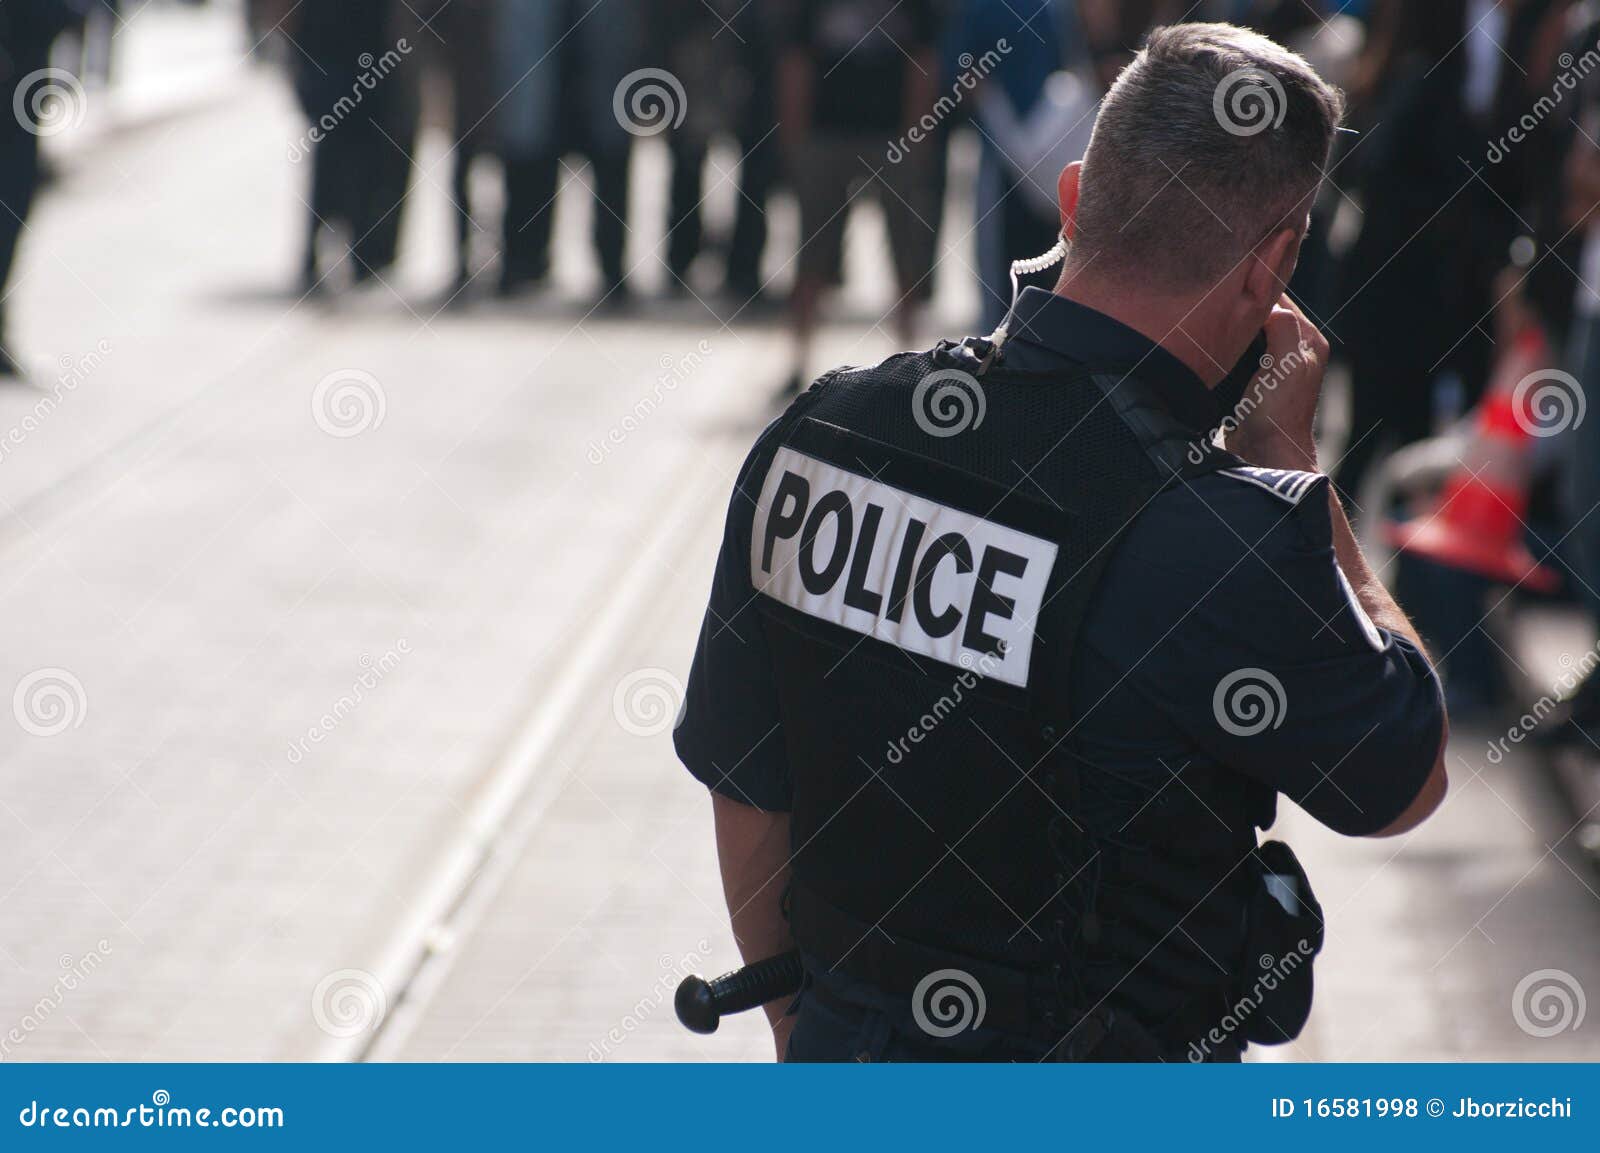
top-left (389, 452), bottom-right (776, 1062)
top-left (0, 66), bottom-right (808, 1060)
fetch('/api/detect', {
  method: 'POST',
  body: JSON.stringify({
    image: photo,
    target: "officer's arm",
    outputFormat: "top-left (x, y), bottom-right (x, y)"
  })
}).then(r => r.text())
top-left (1232, 444), bottom-right (1449, 838)
top-left (711, 794), bottom-right (796, 1059)
top-left (1229, 295), bottom-right (1448, 837)
top-left (1325, 492), bottom-right (1449, 836)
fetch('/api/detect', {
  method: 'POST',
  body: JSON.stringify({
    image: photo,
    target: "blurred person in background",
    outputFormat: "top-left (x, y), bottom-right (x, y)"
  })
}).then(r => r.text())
top-left (1077, 0), bottom-right (1187, 57)
top-left (1351, 1), bottom-right (1572, 714)
top-left (247, 0), bottom-right (280, 48)
top-left (494, 0), bottom-right (639, 304)
top-left (0, 0), bottom-right (89, 379)
top-left (722, 3), bottom-right (782, 305)
top-left (1330, 0), bottom-right (1502, 511)
top-left (951, 0), bottom-right (1075, 335)
top-left (1528, 0), bottom-right (1600, 742)
top-left (1333, 0), bottom-right (1575, 512)
top-left (78, 0), bottom-right (116, 87)
top-left (1223, 0), bottom-right (1327, 41)
top-left (247, 1), bottom-right (298, 56)
top-left (777, 0), bottom-right (940, 394)
top-left (422, 0), bottom-right (497, 300)
top-left (649, 0), bottom-right (748, 300)
top-left (290, 0), bottom-right (422, 294)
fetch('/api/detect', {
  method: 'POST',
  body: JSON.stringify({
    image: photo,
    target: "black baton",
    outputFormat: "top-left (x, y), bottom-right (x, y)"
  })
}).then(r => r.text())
top-left (674, 949), bottom-right (805, 1034)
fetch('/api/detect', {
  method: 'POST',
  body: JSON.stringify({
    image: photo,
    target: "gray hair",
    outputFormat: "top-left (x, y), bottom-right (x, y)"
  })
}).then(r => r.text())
top-left (1073, 23), bottom-right (1345, 290)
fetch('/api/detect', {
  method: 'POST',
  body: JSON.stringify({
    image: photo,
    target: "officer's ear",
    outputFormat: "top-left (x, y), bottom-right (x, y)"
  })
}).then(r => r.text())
top-left (1242, 224), bottom-right (1301, 310)
top-left (1057, 161), bottom-right (1083, 241)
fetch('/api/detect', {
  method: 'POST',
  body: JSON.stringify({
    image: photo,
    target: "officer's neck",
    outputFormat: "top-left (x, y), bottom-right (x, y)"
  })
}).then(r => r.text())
top-left (1052, 270), bottom-right (1230, 389)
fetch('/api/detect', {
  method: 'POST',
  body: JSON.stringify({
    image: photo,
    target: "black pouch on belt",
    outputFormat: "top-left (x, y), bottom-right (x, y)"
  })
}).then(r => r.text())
top-left (1238, 840), bottom-right (1324, 1045)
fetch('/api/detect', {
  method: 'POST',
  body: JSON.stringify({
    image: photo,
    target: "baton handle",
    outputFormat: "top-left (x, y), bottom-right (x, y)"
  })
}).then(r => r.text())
top-left (674, 949), bottom-right (805, 1034)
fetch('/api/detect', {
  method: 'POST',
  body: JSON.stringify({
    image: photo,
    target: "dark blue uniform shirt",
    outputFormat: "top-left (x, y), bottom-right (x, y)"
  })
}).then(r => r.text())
top-left (674, 288), bottom-right (1445, 1057)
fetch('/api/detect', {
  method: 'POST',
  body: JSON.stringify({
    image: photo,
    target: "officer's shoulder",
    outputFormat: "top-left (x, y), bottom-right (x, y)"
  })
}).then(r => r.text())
top-left (802, 348), bottom-right (942, 399)
top-left (1135, 464), bottom-right (1333, 560)
top-left (1198, 464), bottom-right (1332, 544)
top-left (734, 351), bottom-right (936, 488)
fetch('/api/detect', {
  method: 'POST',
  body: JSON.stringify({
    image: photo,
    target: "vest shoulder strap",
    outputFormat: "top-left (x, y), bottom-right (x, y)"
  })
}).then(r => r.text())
top-left (928, 337), bottom-right (1244, 488)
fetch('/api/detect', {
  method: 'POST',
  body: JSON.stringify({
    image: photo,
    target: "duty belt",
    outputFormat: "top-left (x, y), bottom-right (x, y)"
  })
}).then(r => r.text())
top-left (790, 880), bottom-right (1237, 1061)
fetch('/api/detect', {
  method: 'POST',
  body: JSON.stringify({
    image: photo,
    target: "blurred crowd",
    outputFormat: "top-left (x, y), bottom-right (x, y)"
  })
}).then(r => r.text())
top-left (11, 0), bottom-right (1600, 722)
top-left (244, 2), bottom-right (1600, 441)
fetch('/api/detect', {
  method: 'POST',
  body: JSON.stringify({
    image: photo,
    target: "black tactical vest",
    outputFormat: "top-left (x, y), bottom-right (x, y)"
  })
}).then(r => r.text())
top-left (747, 336), bottom-right (1272, 1051)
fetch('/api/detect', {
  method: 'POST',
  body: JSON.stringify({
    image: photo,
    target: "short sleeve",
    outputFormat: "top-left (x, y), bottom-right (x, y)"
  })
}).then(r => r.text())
top-left (673, 422), bottom-right (793, 812)
top-left (1088, 474), bottom-right (1445, 836)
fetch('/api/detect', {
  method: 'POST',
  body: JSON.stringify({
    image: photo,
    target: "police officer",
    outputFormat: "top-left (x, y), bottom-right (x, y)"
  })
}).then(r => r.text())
top-left (674, 23), bottom-right (1448, 1062)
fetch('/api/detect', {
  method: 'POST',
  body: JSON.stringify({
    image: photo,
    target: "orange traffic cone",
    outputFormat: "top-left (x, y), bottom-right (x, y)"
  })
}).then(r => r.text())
top-left (1383, 325), bottom-right (1562, 593)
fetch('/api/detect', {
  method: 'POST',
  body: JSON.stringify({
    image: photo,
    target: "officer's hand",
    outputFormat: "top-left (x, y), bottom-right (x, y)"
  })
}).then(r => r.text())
top-left (1225, 294), bottom-right (1328, 473)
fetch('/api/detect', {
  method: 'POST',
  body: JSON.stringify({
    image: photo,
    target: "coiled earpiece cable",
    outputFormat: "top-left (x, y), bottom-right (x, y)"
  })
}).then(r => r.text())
top-left (984, 231), bottom-right (1070, 351)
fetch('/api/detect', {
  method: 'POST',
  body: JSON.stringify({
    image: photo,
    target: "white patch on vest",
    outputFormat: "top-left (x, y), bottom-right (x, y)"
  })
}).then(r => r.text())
top-left (750, 447), bottom-right (1058, 689)
top-left (1335, 564), bottom-right (1386, 652)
